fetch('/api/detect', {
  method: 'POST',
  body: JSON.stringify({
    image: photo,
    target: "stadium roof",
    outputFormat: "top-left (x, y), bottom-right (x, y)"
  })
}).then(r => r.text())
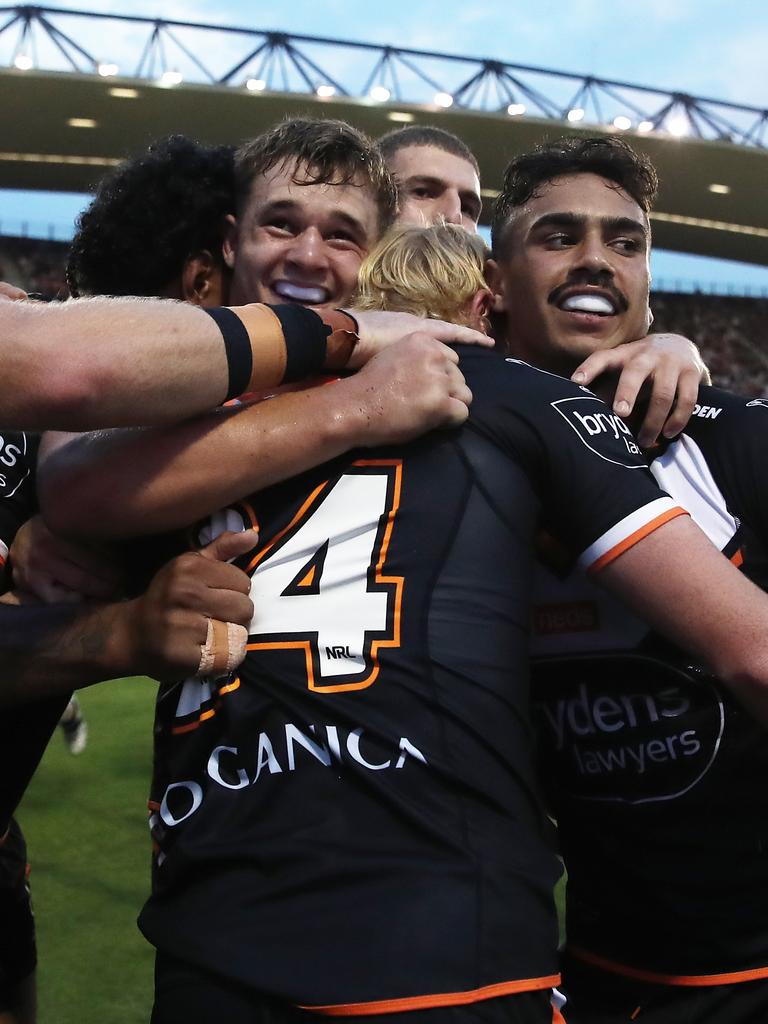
top-left (1, 5), bottom-right (767, 265)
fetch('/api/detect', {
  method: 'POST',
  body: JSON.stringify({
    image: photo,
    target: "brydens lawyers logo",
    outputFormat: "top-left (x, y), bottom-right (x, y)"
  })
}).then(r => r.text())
top-left (551, 396), bottom-right (644, 469)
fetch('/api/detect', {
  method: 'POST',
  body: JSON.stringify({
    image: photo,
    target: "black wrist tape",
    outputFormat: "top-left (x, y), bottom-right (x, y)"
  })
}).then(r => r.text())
top-left (205, 307), bottom-right (253, 401)
top-left (268, 304), bottom-right (328, 383)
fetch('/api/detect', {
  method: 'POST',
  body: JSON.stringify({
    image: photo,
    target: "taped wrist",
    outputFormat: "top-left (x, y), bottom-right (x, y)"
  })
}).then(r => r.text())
top-left (209, 303), bottom-right (332, 399)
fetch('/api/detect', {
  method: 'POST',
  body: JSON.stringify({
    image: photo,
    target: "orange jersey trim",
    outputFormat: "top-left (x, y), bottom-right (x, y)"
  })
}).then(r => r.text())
top-left (588, 507), bottom-right (688, 575)
top-left (731, 547), bottom-right (745, 568)
top-left (169, 677), bottom-right (241, 735)
top-left (570, 945), bottom-right (768, 986)
top-left (298, 975), bottom-right (561, 1015)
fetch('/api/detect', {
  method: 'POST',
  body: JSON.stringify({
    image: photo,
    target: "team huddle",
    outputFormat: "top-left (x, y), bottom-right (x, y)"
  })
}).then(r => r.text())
top-left (1, 118), bottom-right (768, 1024)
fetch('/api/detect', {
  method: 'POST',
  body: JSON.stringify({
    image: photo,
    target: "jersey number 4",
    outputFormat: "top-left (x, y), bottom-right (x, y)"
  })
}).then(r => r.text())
top-left (245, 461), bottom-right (404, 693)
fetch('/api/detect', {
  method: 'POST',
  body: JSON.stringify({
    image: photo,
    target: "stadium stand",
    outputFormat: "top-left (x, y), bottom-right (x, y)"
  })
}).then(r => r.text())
top-left (0, 233), bottom-right (767, 394)
top-left (652, 292), bottom-right (768, 396)
top-left (0, 236), bottom-right (69, 299)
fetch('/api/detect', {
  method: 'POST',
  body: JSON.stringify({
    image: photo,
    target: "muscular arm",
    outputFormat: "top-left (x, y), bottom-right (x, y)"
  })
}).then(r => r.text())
top-left (599, 514), bottom-right (768, 725)
top-left (39, 334), bottom-right (471, 539)
top-left (1, 297), bottom-right (487, 432)
top-left (0, 599), bottom-right (141, 704)
top-left (1, 297), bottom-right (231, 430)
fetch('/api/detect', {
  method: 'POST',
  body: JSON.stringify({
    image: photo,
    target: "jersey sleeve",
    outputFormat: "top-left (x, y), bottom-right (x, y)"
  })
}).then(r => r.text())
top-left (463, 352), bottom-right (687, 573)
top-left (0, 431), bottom-right (38, 569)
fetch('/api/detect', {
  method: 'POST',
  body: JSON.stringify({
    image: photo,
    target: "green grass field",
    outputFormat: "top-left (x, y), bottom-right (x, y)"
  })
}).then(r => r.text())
top-left (17, 677), bottom-right (567, 1023)
top-left (18, 679), bottom-right (157, 1024)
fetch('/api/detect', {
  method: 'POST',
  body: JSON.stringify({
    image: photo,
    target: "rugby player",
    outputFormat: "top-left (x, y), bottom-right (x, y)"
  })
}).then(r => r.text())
top-left (489, 135), bottom-right (768, 1022)
top-left (379, 124), bottom-right (483, 233)
top-left (129, 227), bottom-right (768, 1023)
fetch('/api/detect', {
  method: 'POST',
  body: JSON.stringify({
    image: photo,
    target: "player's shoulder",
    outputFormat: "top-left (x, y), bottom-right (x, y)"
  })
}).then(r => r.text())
top-left (684, 384), bottom-right (768, 440)
top-left (457, 348), bottom-right (593, 404)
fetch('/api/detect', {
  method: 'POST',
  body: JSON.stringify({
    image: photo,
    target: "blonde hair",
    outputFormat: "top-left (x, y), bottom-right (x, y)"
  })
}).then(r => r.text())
top-left (354, 224), bottom-right (488, 325)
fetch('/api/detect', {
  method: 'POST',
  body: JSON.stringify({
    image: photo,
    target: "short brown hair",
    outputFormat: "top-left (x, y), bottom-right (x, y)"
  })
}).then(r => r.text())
top-left (378, 124), bottom-right (480, 176)
top-left (354, 224), bottom-right (488, 324)
top-left (235, 118), bottom-right (398, 235)
top-left (492, 135), bottom-right (658, 257)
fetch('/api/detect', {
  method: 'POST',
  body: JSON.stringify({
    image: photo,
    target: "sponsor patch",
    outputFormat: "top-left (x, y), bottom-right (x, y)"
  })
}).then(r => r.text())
top-left (534, 659), bottom-right (724, 804)
top-left (551, 396), bottom-right (644, 469)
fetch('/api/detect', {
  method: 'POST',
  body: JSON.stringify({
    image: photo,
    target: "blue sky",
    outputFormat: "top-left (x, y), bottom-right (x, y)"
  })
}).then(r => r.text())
top-left (2, 0), bottom-right (767, 291)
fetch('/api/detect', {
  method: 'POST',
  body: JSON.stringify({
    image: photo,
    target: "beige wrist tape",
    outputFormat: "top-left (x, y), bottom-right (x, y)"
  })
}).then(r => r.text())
top-left (225, 304), bottom-right (286, 392)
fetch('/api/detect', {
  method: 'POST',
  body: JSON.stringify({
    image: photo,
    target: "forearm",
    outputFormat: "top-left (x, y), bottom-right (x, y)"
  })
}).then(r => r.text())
top-left (1, 298), bottom-right (349, 432)
top-left (2, 297), bottom-right (230, 430)
top-left (0, 599), bottom-right (135, 705)
top-left (39, 380), bottom-right (369, 539)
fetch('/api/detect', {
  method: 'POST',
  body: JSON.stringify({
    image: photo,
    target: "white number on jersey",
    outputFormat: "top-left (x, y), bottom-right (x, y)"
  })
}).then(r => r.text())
top-left (247, 462), bottom-right (403, 693)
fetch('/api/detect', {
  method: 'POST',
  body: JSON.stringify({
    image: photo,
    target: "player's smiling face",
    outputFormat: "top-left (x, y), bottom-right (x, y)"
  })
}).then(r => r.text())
top-left (223, 159), bottom-right (381, 311)
top-left (490, 173), bottom-right (651, 375)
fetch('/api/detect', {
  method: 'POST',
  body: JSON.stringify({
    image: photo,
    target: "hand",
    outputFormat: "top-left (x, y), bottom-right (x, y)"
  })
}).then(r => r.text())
top-left (0, 281), bottom-right (28, 301)
top-left (571, 333), bottom-right (710, 447)
top-left (345, 309), bottom-right (493, 369)
top-left (123, 529), bottom-right (257, 681)
top-left (341, 333), bottom-right (472, 446)
top-left (10, 515), bottom-right (123, 604)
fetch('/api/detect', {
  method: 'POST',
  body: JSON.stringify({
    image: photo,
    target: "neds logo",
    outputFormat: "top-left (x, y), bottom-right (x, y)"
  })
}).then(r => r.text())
top-left (551, 396), bottom-right (643, 468)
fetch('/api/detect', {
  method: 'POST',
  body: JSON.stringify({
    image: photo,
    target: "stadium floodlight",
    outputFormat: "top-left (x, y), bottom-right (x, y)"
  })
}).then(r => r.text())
top-left (109, 87), bottom-right (139, 98)
top-left (160, 70), bottom-right (183, 87)
top-left (666, 114), bottom-right (690, 137)
top-left (13, 54), bottom-right (33, 70)
top-left (507, 103), bottom-right (526, 116)
top-left (67, 118), bottom-right (98, 128)
top-left (369, 85), bottom-right (391, 102)
top-left (708, 183), bottom-right (731, 194)
top-left (567, 107), bottom-right (585, 122)
top-left (637, 120), bottom-right (654, 133)
top-left (98, 63), bottom-right (118, 77)
top-left (613, 115), bottom-right (632, 130)
top-left (387, 111), bottom-right (414, 122)
top-left (246, 78), bottom-right (266, 91)
top-left (316, 84), bottom-right (336, 97)
top-left (434, 91), bottom-right (454, 108)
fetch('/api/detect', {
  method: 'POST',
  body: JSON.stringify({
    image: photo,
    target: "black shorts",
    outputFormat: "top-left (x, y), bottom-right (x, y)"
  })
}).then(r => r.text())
top-left (0, 819), bottom-right (36, 1011)
top-left (560, 950), bottom-right (768, 1024)
top-left (152, 952), bottom-right (562, 1024)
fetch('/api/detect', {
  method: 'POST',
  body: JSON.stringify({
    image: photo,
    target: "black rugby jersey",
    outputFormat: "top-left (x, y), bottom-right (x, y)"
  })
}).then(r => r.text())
top-left (140, 348), bottom-right (682, 1013)
top-left (532, 384), bottom-right (768, 983)
top-left (0, 431), bottom-right (69, 832)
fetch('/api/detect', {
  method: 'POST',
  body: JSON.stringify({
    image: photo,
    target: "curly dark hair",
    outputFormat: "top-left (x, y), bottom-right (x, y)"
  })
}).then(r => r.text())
top-left (491, 136), bottom-right (658, 257)
top-left (235, 118), bottom-right (398, 235)
top-left (378, 124), bottom-right (480, 176)
top-left (67, 135), bottom-right (235, 297)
